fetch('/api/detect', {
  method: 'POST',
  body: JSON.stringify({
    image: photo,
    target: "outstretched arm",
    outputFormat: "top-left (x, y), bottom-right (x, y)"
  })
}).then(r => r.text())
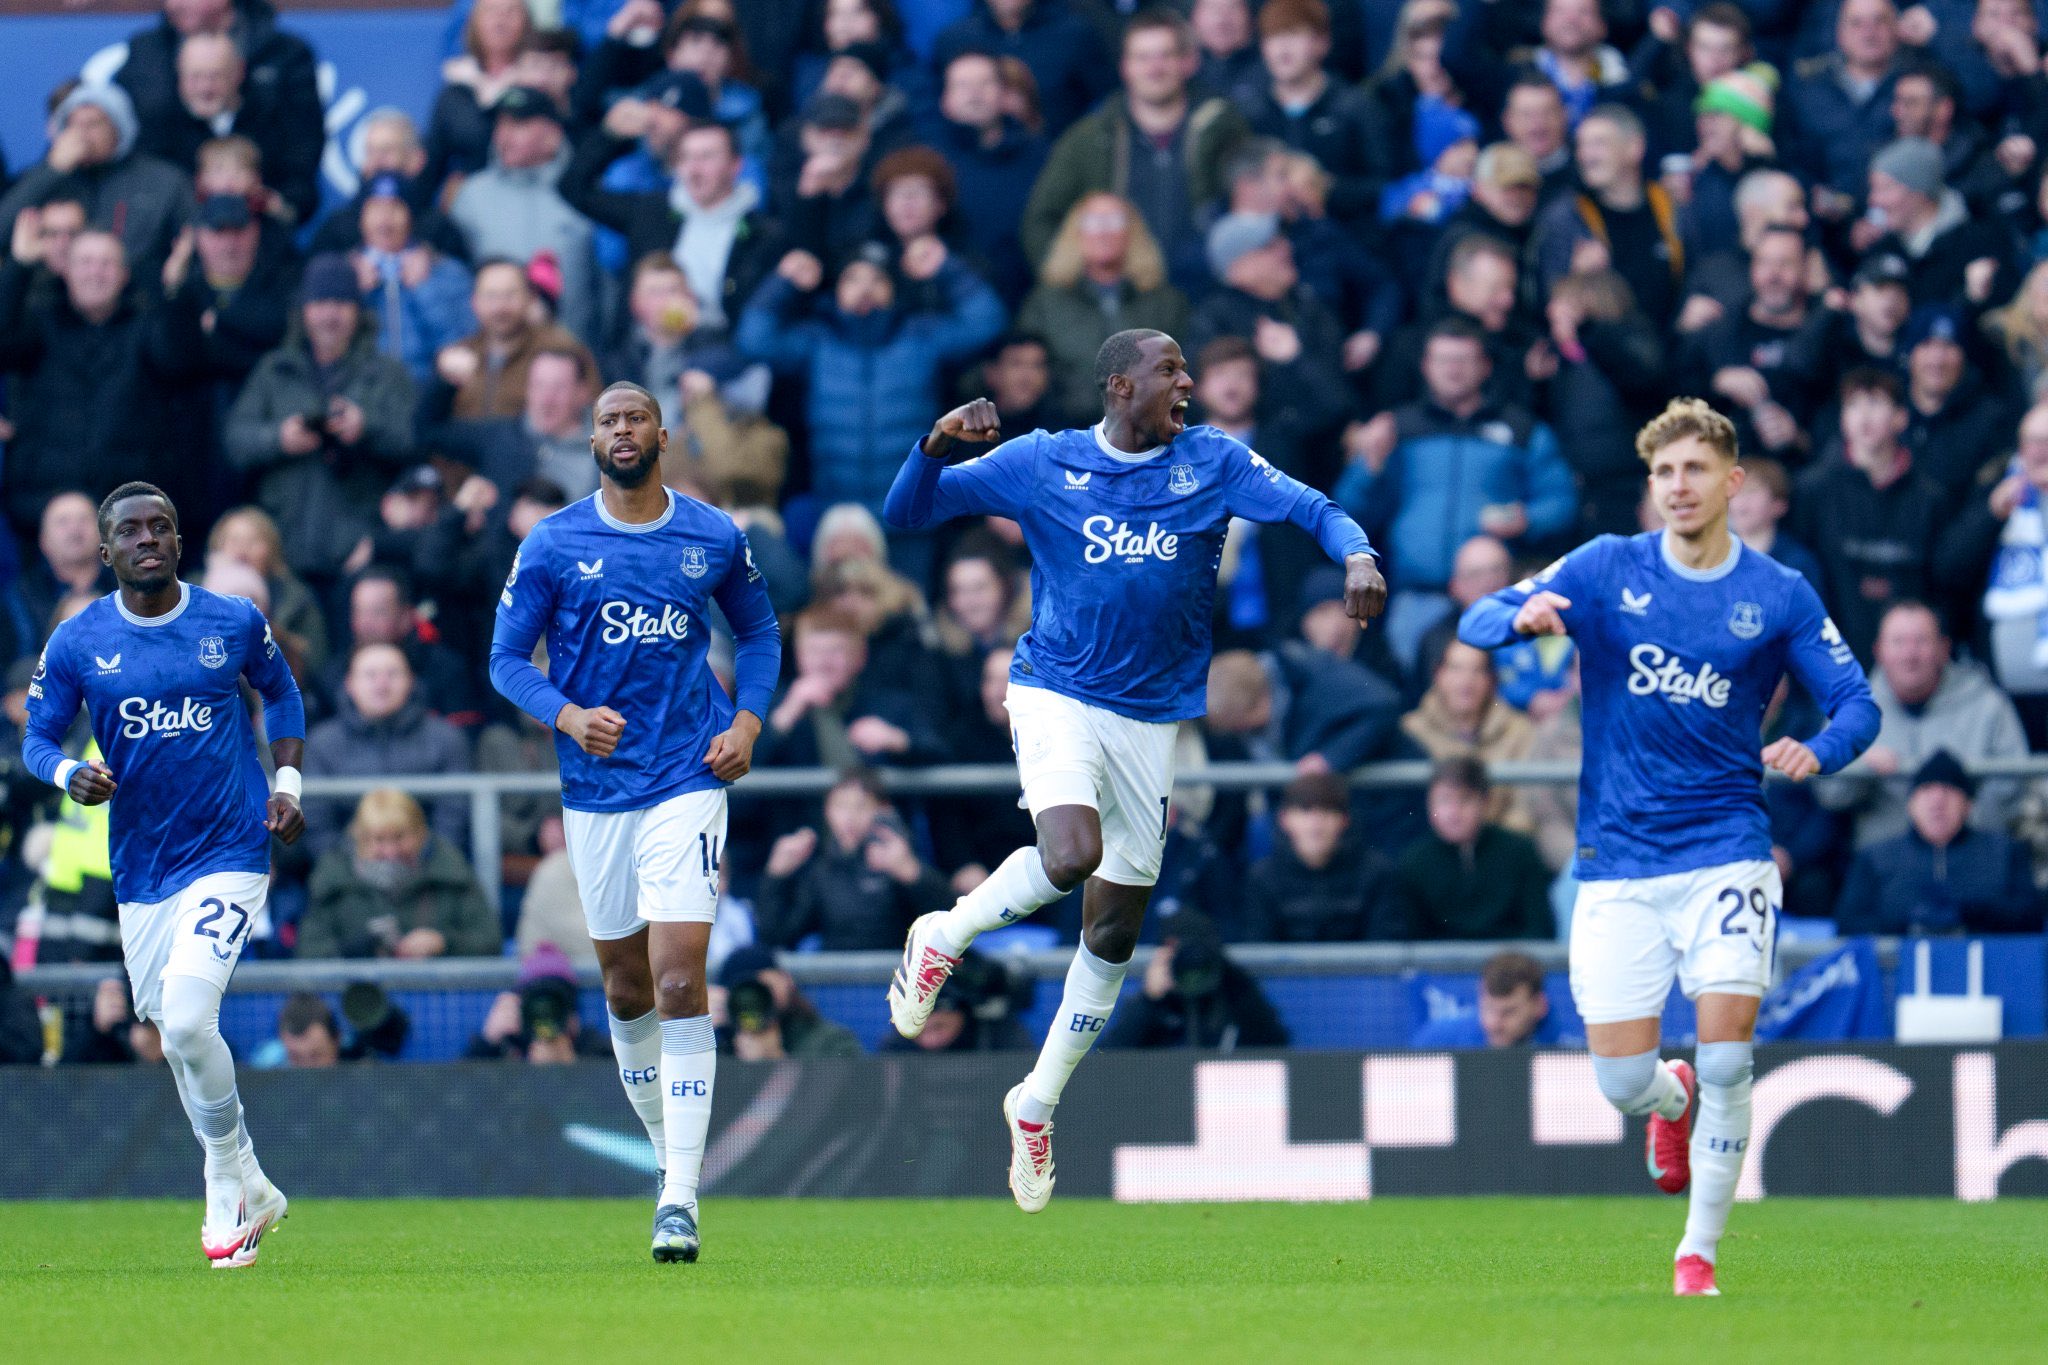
top-left (1459, 541), bottom-right (1606, 649)
top-left (1224, 448), bottom-right (1387, 626)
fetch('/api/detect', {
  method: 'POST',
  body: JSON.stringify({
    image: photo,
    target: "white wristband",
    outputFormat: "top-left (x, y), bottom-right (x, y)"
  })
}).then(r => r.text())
top-left (275, 766), bottom-right (302, 801)
top-left (52, 759), bottom-right (80, 792)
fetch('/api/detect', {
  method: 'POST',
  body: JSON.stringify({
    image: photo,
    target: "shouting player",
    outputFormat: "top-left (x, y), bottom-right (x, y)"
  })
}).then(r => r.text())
top-left (882, 328), bottom-right (1386, 1210)
top-left (490, 380), bottom-right (780, 1264)
top-left (23, 483), bottom-right (305, 1268)
top-left (1459, 400), bottom-right (1878, 1296)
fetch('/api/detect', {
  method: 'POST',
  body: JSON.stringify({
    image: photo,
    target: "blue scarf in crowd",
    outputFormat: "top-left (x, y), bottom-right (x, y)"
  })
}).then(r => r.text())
top-left (1983, 462), bottom-right (2048, 667)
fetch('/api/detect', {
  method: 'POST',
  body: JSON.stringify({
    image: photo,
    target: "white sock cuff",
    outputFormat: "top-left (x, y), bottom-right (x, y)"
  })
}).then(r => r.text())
top-left (191, 1092), bottom-right (240, 1142)
top-left (1074, 942), bottom-right (1129, 983)
top-left (660, 1015), bottom-right (716, 1054)
top-left (608, 1008), bottom-right (661, 1045)
top-left (1022, 848), bottom-right (1061, 904)
top-left (1695, 1040), bottom-right (1754, 1090)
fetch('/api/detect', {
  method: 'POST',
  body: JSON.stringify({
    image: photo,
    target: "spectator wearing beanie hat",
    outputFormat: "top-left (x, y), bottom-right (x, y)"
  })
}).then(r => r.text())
top-left (1835, 749), bottom-right (2044, 936)
top-left (1379, 96), bottom-right (1480, 226)
top-left (1861, 136), bottom-right (2018, 308)
top-left (0, 83), bottom-right (193, 282)
top-left (1683, 63), bottom-right (1778, 266)
top-left (225, 252), bottom-right (418, 588)
top-left (1185, 210), bottom-right (1348, 412)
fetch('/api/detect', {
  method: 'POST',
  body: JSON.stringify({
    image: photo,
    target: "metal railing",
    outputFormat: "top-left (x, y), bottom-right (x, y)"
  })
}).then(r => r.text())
top-left (18, 935), bottom-right (1876, 998)
top-left (302, 754), bottom-right (2048, 911)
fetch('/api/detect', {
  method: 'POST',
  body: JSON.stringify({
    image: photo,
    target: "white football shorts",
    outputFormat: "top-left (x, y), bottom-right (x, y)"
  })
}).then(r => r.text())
top-left (1569, 858), bottom-right (1781, 1025)
top-left (119, 869), bottom-right (272, 1022)
top-left (1005, 683), bottom-right (1178, 887)
top-left (564, 787), bottom-right (726, 939)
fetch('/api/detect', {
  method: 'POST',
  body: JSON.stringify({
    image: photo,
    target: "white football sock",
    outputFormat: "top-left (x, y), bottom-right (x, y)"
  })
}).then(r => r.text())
top-left (1679, 1041), bottom-right (1755, 1265)
top-left (160, 975), bottom-right (245, 1225)
top-left (171, 1062), bottom-right (270, 1195)
top-left (172, 1055), bottom-right (272, 1203)
top-left (1591, 1048), bottom-right (1689, 1120)
top-left (235, 1103), bottom-right (271, 1194)
top-left (608, 1008), bottom-right (668, 1170)
top-left (928, 846), bottom-right (1063, 957)
top-left (1017, 944), bottom-right (1126, 1125)
top-left (659, 1015), bottom-right (716, 1215)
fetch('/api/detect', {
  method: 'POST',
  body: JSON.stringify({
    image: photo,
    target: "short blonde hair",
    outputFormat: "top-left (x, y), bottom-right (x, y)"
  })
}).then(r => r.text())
top-left (1636, 397), bottom-right (1739, 465)
top-left (350, 787), bottom-right (427, 841)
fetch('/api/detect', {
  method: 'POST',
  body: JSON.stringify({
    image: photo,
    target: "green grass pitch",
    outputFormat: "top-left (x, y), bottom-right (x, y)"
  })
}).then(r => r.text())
top-left (9, 1198), bottom-right (2045, 1363)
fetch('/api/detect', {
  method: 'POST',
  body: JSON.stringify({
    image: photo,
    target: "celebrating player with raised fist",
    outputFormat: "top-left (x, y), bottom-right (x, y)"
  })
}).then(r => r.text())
top-left (882, 329), bottom-right (1385, 1212)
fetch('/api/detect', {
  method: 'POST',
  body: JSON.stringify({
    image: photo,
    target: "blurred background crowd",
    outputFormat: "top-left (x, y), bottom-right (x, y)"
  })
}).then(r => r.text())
top-left (3, 0), bottom-right (2048, 1036)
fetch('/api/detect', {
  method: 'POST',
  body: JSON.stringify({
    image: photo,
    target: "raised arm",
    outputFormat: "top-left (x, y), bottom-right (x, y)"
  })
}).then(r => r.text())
top-left (882, 399), bottom-right (1033, 530)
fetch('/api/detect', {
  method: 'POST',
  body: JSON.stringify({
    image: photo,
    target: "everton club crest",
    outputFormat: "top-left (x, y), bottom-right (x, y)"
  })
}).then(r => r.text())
top-left (680, 546), bottom-right (709, 579)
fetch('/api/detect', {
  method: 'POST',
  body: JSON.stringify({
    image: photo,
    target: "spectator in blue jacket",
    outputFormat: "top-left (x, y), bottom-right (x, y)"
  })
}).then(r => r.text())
top-left (1834, 749), bottom-right (2045, 934)
top-left (352, 176), bottom-right (476, 386)
top-left (736, 240), bottom-right (1006, 553)
top-left (1336, 317), bottom-right (1577, 670)
top-left (924, 49), bottom-right (1049, 305)
top-left (1782, 0), bottom-right (1907, 202)
top-left (1410, 949), bottom-right (1562, 1048)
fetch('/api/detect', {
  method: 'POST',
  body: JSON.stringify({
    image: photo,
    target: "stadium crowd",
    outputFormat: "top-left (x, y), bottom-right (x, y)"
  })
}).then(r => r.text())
top-left (7, 0), bottom-right (2048, 1002)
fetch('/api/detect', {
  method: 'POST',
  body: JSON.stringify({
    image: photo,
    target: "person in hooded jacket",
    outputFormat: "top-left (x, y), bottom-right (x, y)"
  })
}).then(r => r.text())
top-left (0, 84), bottom-right (193, 284)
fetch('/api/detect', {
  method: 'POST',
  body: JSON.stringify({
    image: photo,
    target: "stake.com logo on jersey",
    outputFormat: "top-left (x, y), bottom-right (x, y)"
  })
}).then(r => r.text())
top-left (1626, 643), bottom-right (1731, 707)
top-left (117, 696), bottom-right (217, 739)
top-left (1082, 515), bottom-right (1179, 564)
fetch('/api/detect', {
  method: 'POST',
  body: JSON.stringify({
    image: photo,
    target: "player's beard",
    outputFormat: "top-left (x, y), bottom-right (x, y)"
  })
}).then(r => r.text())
top-left (595, 442), bottom-right (657, 489)
top-left (126, 569), bottom-right (176, 594)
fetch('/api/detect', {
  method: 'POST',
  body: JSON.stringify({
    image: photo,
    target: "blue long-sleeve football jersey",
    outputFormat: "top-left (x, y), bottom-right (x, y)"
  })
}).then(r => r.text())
top-left (1458, 531), bottom-right (1879, 881)
top-left (22, 584), bottom-right (306, 905)
top-left (885, 424), bottom-right (1375, 722)
top-left (490, 490), bottom-right (782, 813)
